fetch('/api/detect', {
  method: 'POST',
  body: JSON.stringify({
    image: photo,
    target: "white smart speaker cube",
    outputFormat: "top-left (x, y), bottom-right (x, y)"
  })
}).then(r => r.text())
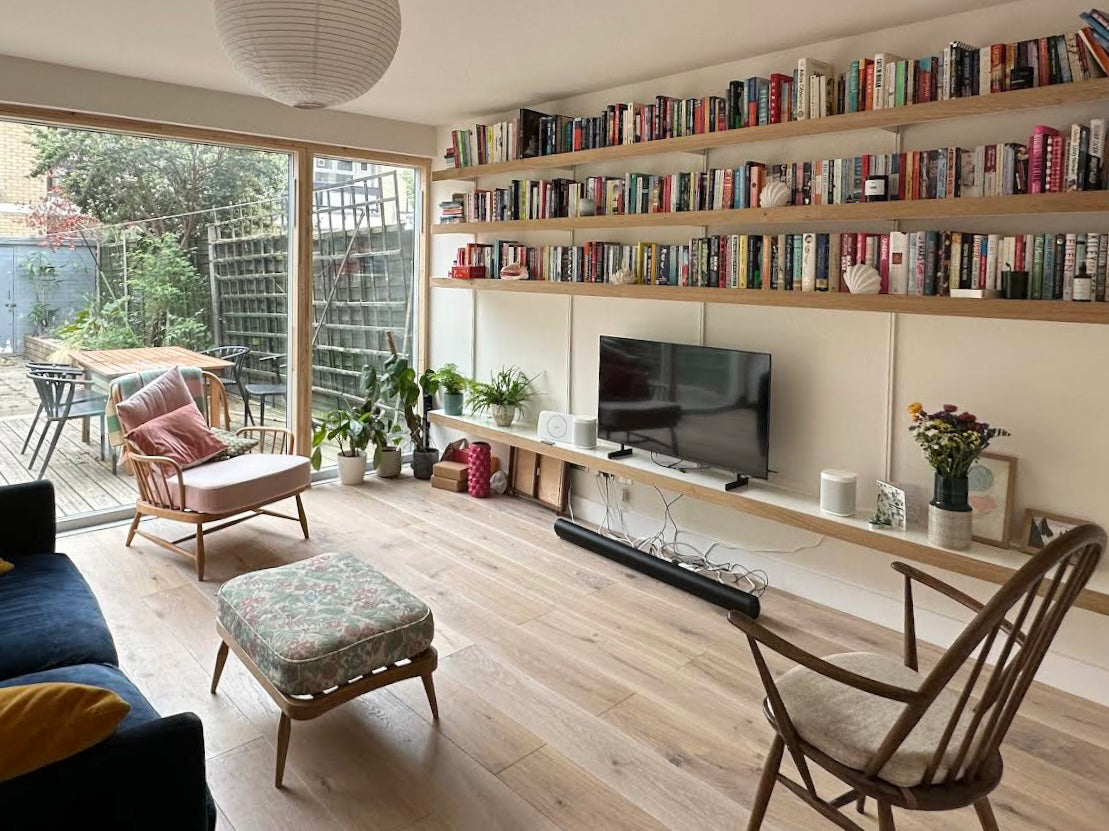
top-left (572, 416), bottom-right (598, 449)
top-left (820, 469), bottom-right (857, 517)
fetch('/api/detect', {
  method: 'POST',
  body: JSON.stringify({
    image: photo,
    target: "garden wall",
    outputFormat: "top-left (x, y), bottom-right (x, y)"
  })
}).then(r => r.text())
top-left (0, 238), bottom-right (95, 352)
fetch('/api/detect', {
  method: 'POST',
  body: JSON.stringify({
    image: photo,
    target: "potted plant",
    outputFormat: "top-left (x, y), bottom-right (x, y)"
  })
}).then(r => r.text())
top-left (311, 367), bottom-right (398, 485)
top-left (468, 367), bottom-right (536, 427)
top-left (382, 334), bottom-right (440, 480)
top-left (434, 363), bottom-right (466, 415)
top-left (908, 402), bottom-right (1009, 549)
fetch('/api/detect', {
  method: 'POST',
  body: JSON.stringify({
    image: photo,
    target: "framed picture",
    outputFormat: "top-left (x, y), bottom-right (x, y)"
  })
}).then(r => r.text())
top-left (873, 480), bottom-right (907, 530)
top-left (968, 453), bottom-right (1017, 547)
top-left (1020, 509), bottom-right (1088, 555)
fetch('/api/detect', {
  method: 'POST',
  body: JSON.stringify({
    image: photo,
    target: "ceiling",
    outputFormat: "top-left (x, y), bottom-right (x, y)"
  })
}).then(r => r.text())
top-left (0, 0), bottom-right (1011, 125)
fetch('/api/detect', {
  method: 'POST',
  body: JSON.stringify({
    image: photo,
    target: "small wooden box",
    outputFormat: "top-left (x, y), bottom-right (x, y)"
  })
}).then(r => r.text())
top-left (433, 461), bottom-right (469, 482)
top-left (431, 474), bottom-right (467, 492)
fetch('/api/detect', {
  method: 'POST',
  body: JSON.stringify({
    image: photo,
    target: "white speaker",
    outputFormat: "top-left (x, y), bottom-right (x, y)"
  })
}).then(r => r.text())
top-left (820, 469), bottom-right (857, 517)
top-left (572, 416), bottom-right (597, 449)
top-left (537, 410), bottom-right (573, 443)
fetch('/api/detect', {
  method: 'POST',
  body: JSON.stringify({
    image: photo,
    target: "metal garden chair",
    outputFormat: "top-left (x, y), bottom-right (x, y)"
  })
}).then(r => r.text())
top-left (243, 354), bottom-right (287, 426)
top-left (202, 345), bottom-right (251, 425)
top-left (25, 366), bottom-right (113, 480)
top-left (730, 523), bottom-right (1105, 831)
top-left (20, 362), bottom-right (85, 455)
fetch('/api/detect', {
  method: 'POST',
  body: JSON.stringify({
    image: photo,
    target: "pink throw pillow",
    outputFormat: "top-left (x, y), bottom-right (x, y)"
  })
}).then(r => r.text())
top-left (115, 367), bottom-right (192, 434)
top-left (126, 403), bottom-right (227, 469)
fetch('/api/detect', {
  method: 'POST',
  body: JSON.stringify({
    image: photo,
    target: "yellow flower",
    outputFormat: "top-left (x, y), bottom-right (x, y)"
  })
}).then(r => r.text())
top-left (908, 402), bottom-right (923, 415)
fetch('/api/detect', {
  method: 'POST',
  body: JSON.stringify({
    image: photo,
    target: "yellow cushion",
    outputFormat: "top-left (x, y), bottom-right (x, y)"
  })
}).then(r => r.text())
top-left (0, 683), bottom-right (131, 782)
top-left (0, 557), bottom-right (13, 574)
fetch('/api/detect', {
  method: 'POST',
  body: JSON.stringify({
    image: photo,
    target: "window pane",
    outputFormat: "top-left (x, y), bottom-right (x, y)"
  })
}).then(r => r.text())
top-left (0, 116), bottom-right (292, 522)
top-left (309, 157), bottom-right (419, 470)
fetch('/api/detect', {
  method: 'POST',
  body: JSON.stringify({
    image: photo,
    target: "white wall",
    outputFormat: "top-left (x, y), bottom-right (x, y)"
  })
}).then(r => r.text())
top-left (0, 55), bottom-right (436, 157)
top-left (430, 0), bottom-right (1109, 704)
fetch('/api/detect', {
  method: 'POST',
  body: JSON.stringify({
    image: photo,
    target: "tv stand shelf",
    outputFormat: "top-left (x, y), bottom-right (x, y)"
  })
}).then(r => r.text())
top-left (429, 410), bottom-right (1109, 615)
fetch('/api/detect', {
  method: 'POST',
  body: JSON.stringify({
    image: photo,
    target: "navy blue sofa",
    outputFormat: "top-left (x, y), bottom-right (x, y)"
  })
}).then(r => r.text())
top-left (0, 481), bottom-right (216, 830)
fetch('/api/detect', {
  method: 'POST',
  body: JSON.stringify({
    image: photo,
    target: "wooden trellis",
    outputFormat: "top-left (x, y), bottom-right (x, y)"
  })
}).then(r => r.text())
top-left (207, 171), bottom-right (415, 412)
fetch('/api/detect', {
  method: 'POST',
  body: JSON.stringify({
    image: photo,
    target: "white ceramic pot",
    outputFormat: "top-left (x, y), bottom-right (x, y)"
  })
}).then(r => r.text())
top-left (493, 405), bottom-right (516, 427)
top-left (375, 446), bottom-right (402, 479)
top-left (336, 451), bottom-right (367, 485)
top-left (927, 503), bottom-right (973, 550)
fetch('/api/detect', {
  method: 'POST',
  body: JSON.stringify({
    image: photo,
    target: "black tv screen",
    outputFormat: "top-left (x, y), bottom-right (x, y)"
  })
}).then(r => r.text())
top-left (597, 336), bottom-right (771, 478)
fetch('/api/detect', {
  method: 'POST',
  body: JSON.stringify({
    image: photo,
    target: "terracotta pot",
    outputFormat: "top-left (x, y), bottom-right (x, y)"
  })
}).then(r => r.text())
top-left (412, 448), bottom-right (438, 480)
top-left (336, 451), bottom-right (367, 485)
top-left (492, 405), bottom-right (516, 427)
top-left (375, 447), bottom-right (402, 479)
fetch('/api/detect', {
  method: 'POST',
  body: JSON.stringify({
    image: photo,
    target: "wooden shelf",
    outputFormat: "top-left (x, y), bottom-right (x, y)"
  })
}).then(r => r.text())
top-left (433, 78), bottom-right (1109, 182)
top-left (432, 191), bottom-right (1109, 235)
top-left (429, 411), bottom-right (1109, 615)
top-left (430, 278), bottom-right (1109, 324)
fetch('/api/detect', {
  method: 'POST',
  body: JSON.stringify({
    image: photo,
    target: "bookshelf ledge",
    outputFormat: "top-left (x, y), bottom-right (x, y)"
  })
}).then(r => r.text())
top-left (432, 78), bottom-right (1109, 182)
top-left (430, 278), bottom-right (1109, 324)
top-left (431, 191), bottom-right (1109, 235)
top-left (428, 410), bottom-right (1109, 616)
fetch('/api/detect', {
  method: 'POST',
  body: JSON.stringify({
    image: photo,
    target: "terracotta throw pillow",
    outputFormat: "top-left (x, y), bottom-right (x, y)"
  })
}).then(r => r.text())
top-left (115, 367), bottom-right (192, 434)
top-left (126, 402), bottom-right (227, 468)
top-left (0, 682), bottom-right (130, 783)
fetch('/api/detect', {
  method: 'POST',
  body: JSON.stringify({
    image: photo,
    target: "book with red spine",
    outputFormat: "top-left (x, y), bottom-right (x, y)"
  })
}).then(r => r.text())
top-left (769, 74), bottom-right (791, 124)
top-left (1079, 27), bottom-right (1109, 75)
top-left (1030, 125), bottom-right (1058, 194)
top-left (1049, 133), bottom-right (1065, 192)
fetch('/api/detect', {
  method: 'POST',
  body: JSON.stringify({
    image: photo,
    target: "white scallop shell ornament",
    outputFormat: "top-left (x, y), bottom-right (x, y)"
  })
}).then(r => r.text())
top-left (759, 180), bottom-right (791, 208)
top-left (844, 263), bottom-right (881, 294)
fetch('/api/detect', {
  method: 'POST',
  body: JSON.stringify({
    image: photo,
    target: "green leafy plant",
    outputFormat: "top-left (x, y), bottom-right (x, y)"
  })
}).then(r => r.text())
top-left (22, 252), bottom-right (60, 336)
top-left (467, 367), bottom-right (536, 415)
top-left (433, 363), bottom-right (466, 395)
top-left (311, 366), bottom-right (399, 470)
top-left (57, 297), bottom-right (139, 350)
top-left (381, 335), bottom-right (439, 452)
top-left (128, 232), bottom-right (208, 347)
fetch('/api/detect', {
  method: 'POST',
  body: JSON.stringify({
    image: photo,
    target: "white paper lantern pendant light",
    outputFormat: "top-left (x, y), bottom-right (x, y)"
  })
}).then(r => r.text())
top-left (214, 0), bottom-right (402, 109)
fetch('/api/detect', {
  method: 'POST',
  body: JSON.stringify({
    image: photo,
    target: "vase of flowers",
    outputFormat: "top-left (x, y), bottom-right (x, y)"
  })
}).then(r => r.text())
top-left (908, 402), bottom-right (1009, 550)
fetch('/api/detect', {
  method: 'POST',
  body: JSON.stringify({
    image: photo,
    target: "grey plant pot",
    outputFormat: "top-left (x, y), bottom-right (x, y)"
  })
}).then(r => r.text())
top-left (442, 391), bottom-right (464, 416)
top-left (412, 448), bottom-right (438, 480)
top-left (375, 447), bottom-right (402, 479)
top-left (493, 405), bottom-right (516, 427)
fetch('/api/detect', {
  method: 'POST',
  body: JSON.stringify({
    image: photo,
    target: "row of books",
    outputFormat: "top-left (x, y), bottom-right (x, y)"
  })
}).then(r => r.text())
top-left (436, 119), bottom-right (1108, 224)
top-left (443, 14), bottom-right (1109, 167)
top-left (452, 231), bottom-right (1109, 301)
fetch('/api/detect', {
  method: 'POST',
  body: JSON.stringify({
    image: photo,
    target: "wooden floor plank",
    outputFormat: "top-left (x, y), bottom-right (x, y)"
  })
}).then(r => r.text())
top-left (50, 479), bottom-right (1109, 831)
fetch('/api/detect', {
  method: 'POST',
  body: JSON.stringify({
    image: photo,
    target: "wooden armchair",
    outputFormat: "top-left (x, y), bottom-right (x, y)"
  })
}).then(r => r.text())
top-left (109, 371), bottom-right (311, 581)
top-left (729, 524), bottom-right (1105, 831)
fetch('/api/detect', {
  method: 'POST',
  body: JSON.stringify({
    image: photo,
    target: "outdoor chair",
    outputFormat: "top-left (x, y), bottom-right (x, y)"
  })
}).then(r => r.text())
top-left (730, 523), bottom-right (1105, 831)
top-left (20, 362), bottom-right (85, 456)
top-left (25, 366), bottom-right (113, 480)
top-left (201, 345), bottom-right (251, 425)
top-left (242, 353), bottom-right (287, 426)
top-left (107, 368), bottom-right (310, 581)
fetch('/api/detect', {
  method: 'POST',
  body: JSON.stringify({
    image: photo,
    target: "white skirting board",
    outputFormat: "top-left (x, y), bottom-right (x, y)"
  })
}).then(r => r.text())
top-left (569, 492), bottom-right (1109, 706)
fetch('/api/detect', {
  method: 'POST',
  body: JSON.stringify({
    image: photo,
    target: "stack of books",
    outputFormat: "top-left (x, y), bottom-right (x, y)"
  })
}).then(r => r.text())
top-left (453, 229), bottom-right (1109, 302)
top-left (437, 194), bottom-right (465, 224)
top-left (444, 16), bottom-right (1107, 168)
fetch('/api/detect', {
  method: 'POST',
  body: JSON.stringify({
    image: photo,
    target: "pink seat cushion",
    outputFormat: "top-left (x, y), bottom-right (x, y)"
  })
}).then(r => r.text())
top-left (169, 454), bottom-right (310, 514)
top-left (126, 403), bottom-right (227, 469)
top-left (116, 367), bottom-right (192, 434)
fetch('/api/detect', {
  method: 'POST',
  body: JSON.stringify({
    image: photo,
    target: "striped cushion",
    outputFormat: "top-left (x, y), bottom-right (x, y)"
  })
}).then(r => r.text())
top-left (107, 367), bottom-right (207, 448)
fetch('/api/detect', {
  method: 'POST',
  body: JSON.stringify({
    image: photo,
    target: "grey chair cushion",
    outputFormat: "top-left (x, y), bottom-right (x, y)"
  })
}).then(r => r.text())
top-left (775, 652), bottom-right (971, 787)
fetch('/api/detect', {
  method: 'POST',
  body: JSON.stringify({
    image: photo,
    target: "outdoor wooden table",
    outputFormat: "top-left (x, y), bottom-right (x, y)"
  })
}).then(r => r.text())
top-left (71, 346), bottom-right (233, 440)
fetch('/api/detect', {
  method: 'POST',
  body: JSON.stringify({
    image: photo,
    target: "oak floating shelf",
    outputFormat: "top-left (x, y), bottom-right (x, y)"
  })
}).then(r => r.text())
top-left (428, 411), bottom-right (1109, 616)
top-left (433, 78), bottom-right (1109, 182)
top-left (430, 278), bottom-right (1109, 324)
top-left (432, 191), bottom-right (1109, 235)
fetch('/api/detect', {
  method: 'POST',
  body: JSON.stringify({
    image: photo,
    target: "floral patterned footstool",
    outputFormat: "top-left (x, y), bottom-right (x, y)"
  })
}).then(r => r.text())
top-left (209, 552), bottom-right (438, 787)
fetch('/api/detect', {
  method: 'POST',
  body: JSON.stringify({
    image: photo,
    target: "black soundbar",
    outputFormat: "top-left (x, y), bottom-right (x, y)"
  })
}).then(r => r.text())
top-left (553, 518), bottom-right (761, 618)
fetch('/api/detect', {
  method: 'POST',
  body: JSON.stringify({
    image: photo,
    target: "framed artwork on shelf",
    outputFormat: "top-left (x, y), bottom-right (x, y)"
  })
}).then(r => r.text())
top-left (968, 453), bottom-right (1017, 548)
top-left (1020, 509), bottom-right (1089, 555)
top-left (872, 481), bottom-right (907, 531)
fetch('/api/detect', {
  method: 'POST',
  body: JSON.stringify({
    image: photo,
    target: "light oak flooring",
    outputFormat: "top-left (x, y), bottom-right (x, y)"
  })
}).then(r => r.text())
top-left (59, 477), bottom-right (1109, 831)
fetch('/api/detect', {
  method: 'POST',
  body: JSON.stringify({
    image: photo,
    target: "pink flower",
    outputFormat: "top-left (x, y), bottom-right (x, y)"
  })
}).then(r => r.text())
top-left (943, 404), bottom-right (958, 412)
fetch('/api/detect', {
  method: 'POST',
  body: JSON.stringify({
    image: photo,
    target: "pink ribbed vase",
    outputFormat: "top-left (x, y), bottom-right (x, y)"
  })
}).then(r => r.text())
top-left (467, 441), bottom-right (491, 498)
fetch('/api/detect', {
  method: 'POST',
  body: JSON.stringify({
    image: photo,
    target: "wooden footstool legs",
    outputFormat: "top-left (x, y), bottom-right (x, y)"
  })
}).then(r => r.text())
top-left (210, 628), bottom-right (439, 788)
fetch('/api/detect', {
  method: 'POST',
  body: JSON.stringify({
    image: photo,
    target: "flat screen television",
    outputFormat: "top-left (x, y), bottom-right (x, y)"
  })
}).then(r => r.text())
top-left (597, 336), bottom-right (771, 479)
